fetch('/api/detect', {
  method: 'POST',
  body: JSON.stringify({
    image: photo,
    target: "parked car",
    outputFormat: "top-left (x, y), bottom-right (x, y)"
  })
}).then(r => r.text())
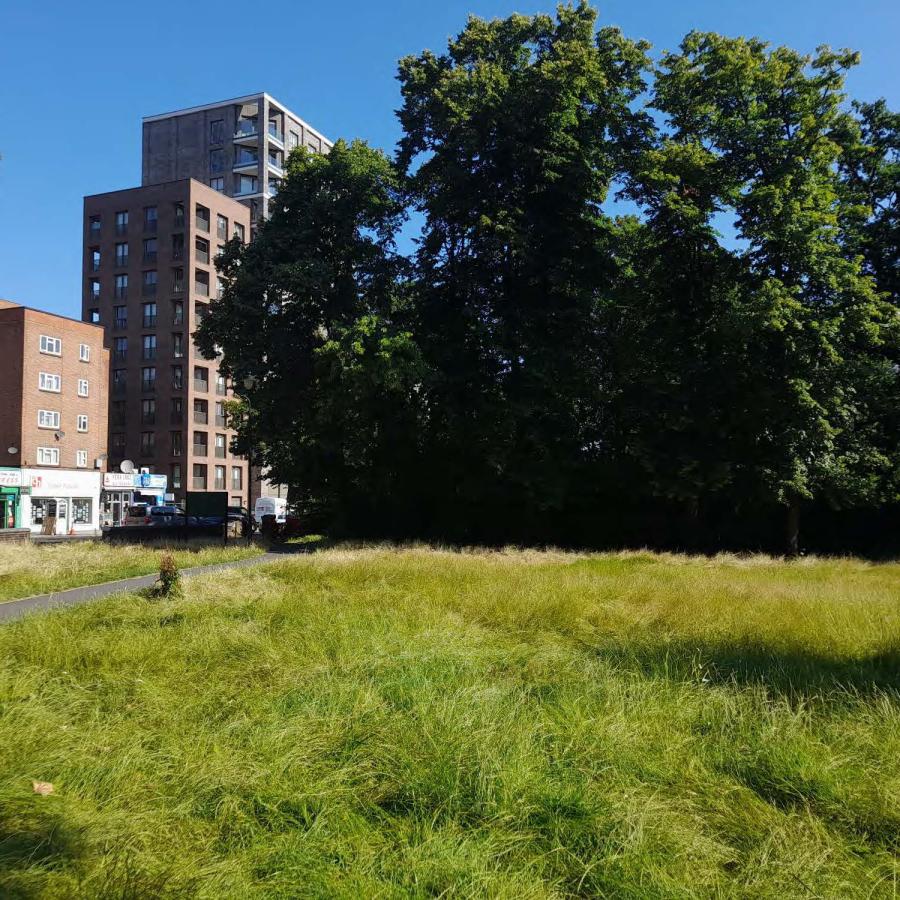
top-left (123, 504), bottom-right (182, 526)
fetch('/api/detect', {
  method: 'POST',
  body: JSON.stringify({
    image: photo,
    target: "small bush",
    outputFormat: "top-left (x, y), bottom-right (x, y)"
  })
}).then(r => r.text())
top-left (150, 553), bottom-right (182, 600)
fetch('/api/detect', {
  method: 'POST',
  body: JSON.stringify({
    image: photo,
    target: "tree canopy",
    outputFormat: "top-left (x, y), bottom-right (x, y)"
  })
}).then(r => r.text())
top-left (198, 1), bottom-right (900, 553)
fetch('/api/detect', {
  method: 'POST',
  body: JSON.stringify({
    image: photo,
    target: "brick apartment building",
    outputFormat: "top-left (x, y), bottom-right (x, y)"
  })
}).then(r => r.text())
top-left (81, 180), bottom-right (250, 506)
top-left (0, 300), bottom-right (109, 534)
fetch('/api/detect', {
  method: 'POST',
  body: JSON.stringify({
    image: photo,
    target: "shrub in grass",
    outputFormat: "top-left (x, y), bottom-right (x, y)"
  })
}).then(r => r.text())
top-left (149, 553), bottom-right (181, 600)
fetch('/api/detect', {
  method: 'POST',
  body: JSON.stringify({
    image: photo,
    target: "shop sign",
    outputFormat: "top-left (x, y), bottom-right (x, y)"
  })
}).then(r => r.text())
top-left (23, 469), bottom-right (101, 496)
top-left (0, 469), bottom-right (22, 488)
top-left (103, 472), bottom-right (135, 489)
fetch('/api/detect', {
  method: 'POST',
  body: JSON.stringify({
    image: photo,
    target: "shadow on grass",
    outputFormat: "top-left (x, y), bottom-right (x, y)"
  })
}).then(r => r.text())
top-left (589, 638), bottom-right (900, 699)
top-left (0, 803), bottom-right (81, 876)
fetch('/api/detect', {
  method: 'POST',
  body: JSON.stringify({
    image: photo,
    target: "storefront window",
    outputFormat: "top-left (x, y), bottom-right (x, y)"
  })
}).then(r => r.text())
top-left (32, 499), bottom-right (56, 525)
top-left (73, 498), bottom-right (92, 525)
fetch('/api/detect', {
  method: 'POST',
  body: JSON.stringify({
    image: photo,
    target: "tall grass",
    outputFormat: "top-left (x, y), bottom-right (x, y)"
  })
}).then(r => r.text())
top-left (0, 547), bottom-right (897, 897)
top-left (0, 540), bottom-right (264, 603)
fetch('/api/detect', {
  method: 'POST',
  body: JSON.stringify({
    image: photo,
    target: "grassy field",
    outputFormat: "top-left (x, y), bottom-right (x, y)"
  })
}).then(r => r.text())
top-left (0, 540), bottom-right (264, 603)
top-left (0, 547), bottom-right (898, 897)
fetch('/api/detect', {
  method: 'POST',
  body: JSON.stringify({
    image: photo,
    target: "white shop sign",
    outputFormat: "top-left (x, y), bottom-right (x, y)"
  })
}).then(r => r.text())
top-left (23, 469), bottom-right (102, 497)
top-left (0, 469), bottom-right (22, 487)
top-left (103, 472), bottom-right (135, 489)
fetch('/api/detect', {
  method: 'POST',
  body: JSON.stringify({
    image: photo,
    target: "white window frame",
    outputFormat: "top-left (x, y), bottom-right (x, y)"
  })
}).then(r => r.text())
top-left (39, 372), bottom-right (61, 393)
top-left (79, 343), bottom-right (91, 362)
top-left (77, 378), bottom-right (89, 397)
top-left (37, 409), bottom-right (60, 429)
top-left (40, 335), bottom-right (62, 356)
top-left (76, 414), bottom-right (89, 433)
top-left (37, 447), bottom-right (60, 466)
top-left (76, 450), bottom-right (88, 468)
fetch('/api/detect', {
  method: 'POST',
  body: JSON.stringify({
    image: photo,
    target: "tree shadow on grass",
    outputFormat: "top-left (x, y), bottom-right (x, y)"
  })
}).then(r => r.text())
top-left (0, 803), bottom-right (82, 878)
top-left (589, 637), bottom-right (900, 699)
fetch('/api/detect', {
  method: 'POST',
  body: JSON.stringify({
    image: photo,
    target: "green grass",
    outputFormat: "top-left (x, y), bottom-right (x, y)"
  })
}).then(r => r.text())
top-left (0, 547), bottom-right (898, 897)
top-left (0, 540), bottom-right (264, 602)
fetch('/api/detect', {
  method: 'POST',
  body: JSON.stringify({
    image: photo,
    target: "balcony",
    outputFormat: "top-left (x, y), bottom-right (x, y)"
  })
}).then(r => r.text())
top-left (215, 414), bottom-right (227, 428)
top-left (233, 184), bottom-right (259, 198)
top-left (267, 156), bottom-right (284, 175)
top-left (196, 280), bottom-right (209, 297)
top-left (234, 119), bottom-right (259, 141)
top-left (193, 410), bottom-right (208, 425)
top-left (116, 222), bottom-right (128, 236)
top-left (113, 318), bottom-right (128, 331)
top-left (143, 283), bottom-right (158, 297)
top-left (141, 380), bottom-right (156, 394)
top-left (214, 477), bottom-right (226, 491)
top-left (215, 445), bottom-right (226, 459)
top-left (268, 180), bottom-right (281, 197)
top-left (142, 348), bottom-right (157, 361)
top-left (112, 381), bottom-right (127, 396)
top-left (194, 378), bottom-right (209, 393)
top-left (195, 247), bottom-right (209, 264)
top-left (142, 315), bottom-right (157, 329)
top-left (268, 123), bottom-right (284, 144)
top-left (192, 444), bottom-right (208, 458)
top-left (114, 255), bottom-right (129, 269)
top-left (143, 251), bottom-right (158, 264)
top-left (192, 476), bottom-right (207, 490)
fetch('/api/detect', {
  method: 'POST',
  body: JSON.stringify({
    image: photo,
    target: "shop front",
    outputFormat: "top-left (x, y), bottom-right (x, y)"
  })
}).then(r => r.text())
top-left (101, 472), bottom-right (168, 526)
top-left (0, 468), bottom-right (22, 530)
top-left (20, 469), bottom-right (103, 536)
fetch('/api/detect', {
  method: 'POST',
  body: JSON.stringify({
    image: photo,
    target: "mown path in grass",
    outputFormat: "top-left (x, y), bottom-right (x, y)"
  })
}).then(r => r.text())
top-left (0, 547), bottom-right (898, 897)
top-left (0, 540), bottom-right (264, 604)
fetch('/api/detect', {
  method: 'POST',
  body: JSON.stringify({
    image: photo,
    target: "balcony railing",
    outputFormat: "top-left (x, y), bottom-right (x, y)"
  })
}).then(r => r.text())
top-left (193, 410), bottom-right (208, 424)
top-left (142, 348), bottom-right (157, 360)
top-left (234, 120), bottom-right (258, 139)
top-left (115, 255), bottom-right (129, 268)
top-left (142, 315), bottom-right (157, 328)
top-left (215, 446), bottom-right (226, 459)
top-left (195, 248), bottom-right (209, 264)
top-left (143, 283), bottom-right (158, 297)
top-left (172, 281), bottom-right (184, 295)
top-left (216, 382), bottom-right (227, 396)
top-left (116, 222), bottom-right (128, 236)
top-left (194, 379), bottom-right (209, 393)
top-left (196, 216), bottom-right (210, 233)
top-left (172, 378), bottom-right (184, 391)
top-left (215, 414), bottom-right (227, 427)
top-left (233, 185), bottom-right (259, 198)
top-left (192, 477), bottom-right (207, 489)
top-left (192, 445), bottom-right (208, 457)
top-left (268, 123), bottom-right (284, 143)
top-left (214, 478), bottom-right (226, 491)
top-left (267, 157), bottom-right (284, 174)
top-left (113, 318), bottom-right (128, 331)
top-left (112, 382), bottom-right (127, 396)
top-left (196, 281), bottom-right (209, 296)
top-left (143, 251), bottom-right (158, 264)
top-left (141, 380), bottom-right (156, 393)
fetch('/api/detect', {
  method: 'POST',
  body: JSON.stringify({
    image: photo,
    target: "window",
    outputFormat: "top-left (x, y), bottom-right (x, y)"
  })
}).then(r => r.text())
top-left (170, 397), bottom-right (184, 423)
top-left (171, 431), bottom-right (183, 457)
top-left (142, 398), bottom-right (156, 424)
top-left (76, 450), bottom-right (88, 469)
top-left (172, 233), bottom-right (185, 263)
top-left (194, 366), bottom-right (209, 391)
top-left (140, 432), bottom-right (155, 455)
top-left (209, 177), bottom-right (224, 192)
top-left (289, 130), bottom-right (299, 150)
top-left (215, 433), bottom-right (227, 458)
top-left (193, 432), bottom-right (208, 456)
top-left (115, 210), bottom-right (128, 235)
top-left (215, 401), bottom-right (226, 427)
top-left (114, 336), bottom-right (127, 360)
top-left (196, 204), bottom-right (210, 232)
top-left (216, 374), bottom-right (227, 396)
top-left (210, 119), bottom-right (224, 144)
top-left (172, 267), bottom-right (185, 293)
top-left (142, 302), bottom-right (157, 328)
top-left (171, 464), bottom-right (182, 489)
top-left (37, 447), bottom-right (60, 466)
top-left (195, 269), bottom-right (209, 296)
top-left (193, 398), bottom-right (208, 424)
top-left (233, 222), bottom-right (245, 243)
top-left (72, 498), bottom-right (92, 523)
top-left (172, 332), bottom-right (184, 358)
top-left (216, 276), bottom-right (225, 299)
top-left (195, 302), bottom-right (209, 324)
top-left (38, 409), bottom-right (60, 429)
top-left (89, 214), bottom-right (101, 236)
top-left (216, 214), bottom-right (228, 240)
top-left (209, 149), bottom-right (224, 173)
top-left (143, 269), bottom-right (158, 296)
top-left (90, 248), bottom-right (100, 271)
top-left (172, 300), bottom-right (184, 325)
top-left (39, 372), bottom-right (61, 393)
top-left (143, 237), bottom-right (158, 262)
top-left (112, 401), bottom-right (127, 425)
top-left (113, 368), bottom-right (127, 394)
top-left (142, 334), bottom-right (157, 360)
top-left (89, 278), bottom-right (100, 299)
top-left (114, 308), bottom-right (128, 333)
top-left (214, 465), bottom-right (226, 490)
top-left (235, 174), bottom-right (257, 195)
top-left (195, 237), bottom-right (209, 263)
top-left (40, 335), bottom-right (62, 356)
top-left (231, 466), bottom-right (243, 490)
top-left (112, 433), bottom-right (126, 456)
top-left (77, 414), bottom-right (88, 432)
top-left (141, 367), bottom-right (156, 392)
top-left (115, 242), bottom-right (128, 266)
top-left (115, 273), bottom-right (128, 299)
top-left (192, 463), bottom-right (207, 490)
top-left (79, 343), bottom-right (91, 362)
top-left (173, 202), bottom-right (185, 228)
top-left (144, 205), bottom-right (158, 232)
top-left (89, 309), bottom-right (100, 324)
top-left (172, 365), bottom-right (184, 390)
top-left (77, 378), bottom-right (89, 397)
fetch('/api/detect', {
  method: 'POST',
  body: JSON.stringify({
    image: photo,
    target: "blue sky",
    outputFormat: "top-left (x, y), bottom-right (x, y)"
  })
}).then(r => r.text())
top-left (1, 0), bottom-right (898, 320)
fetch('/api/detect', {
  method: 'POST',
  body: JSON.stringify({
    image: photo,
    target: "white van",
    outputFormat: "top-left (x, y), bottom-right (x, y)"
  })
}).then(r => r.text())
top-left (254, 496), bottom-right (287, 524)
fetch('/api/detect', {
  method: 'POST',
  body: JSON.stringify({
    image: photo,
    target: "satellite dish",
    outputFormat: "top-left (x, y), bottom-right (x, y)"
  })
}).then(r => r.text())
top-left (7, 446), bottom-right (17, 455)
top-left (120, 459), bottom-right (135, 474)
top-left (54, 430), bottom-right (65, 441)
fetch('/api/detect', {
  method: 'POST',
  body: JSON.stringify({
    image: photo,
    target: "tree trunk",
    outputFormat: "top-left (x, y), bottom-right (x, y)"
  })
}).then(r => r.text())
top-left (785, 502), bottom-right (800, 558)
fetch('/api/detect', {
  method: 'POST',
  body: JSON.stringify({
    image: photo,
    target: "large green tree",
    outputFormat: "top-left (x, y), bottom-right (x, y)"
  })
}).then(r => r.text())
top-left (196, 140), bottom-right (425, 533)
top-left (396, 1), bottom-right (650, 539)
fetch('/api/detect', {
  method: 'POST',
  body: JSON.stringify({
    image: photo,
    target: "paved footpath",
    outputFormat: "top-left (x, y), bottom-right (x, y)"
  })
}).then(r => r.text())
top-left (0, 548), bottom-right (304, 624)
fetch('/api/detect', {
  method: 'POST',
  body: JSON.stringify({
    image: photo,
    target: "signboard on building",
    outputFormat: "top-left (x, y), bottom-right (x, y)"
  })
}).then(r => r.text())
top-left (23, 469), bottom-right (102, 496)
top-left (103, 472), bottom-right (168, 491)
top-left (0, 469), bottom-right (22, 488)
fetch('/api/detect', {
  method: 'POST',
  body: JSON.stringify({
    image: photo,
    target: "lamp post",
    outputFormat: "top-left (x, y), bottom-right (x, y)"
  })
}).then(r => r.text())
top-left (243, 375), bottom-right (257, 544)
